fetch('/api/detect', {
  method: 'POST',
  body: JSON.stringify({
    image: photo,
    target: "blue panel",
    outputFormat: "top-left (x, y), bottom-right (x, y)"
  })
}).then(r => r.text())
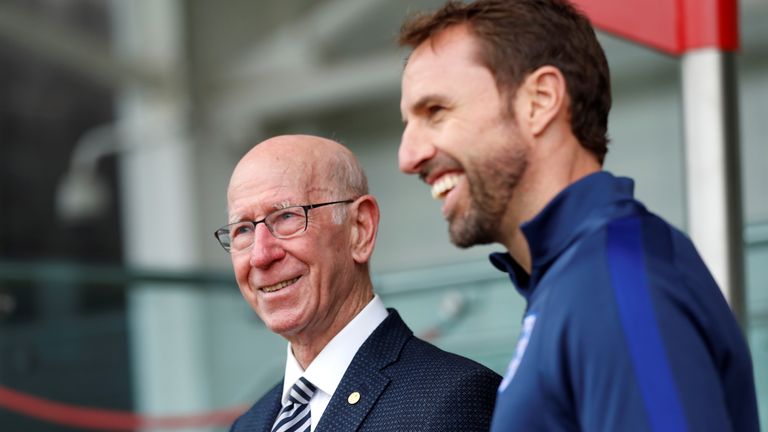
top-left (607, 217), bottom-right (688, 432)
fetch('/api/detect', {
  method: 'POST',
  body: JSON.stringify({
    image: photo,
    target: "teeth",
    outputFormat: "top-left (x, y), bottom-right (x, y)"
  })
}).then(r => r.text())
top-left (431, 174), bottom-right (462, 200)
top-left (261, 276), bottom-right (300, 293)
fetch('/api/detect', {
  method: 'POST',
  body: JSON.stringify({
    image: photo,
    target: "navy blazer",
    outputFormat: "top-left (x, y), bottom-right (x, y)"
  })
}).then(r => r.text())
top-left (231, 309), bottom-right (501, 431)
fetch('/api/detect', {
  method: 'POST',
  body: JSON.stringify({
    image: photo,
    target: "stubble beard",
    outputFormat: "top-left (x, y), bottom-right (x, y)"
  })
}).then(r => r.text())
top-left (449, 144), bottom-right (528, 248)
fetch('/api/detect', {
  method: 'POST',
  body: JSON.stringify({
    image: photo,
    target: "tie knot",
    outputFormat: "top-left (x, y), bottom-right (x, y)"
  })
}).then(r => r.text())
top-left (272, 377), bottom-right (316, 432)
top-left (287, 377), bottom-right (316, 405)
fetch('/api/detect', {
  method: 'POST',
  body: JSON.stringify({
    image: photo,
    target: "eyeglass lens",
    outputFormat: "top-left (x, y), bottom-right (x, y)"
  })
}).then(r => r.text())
top-left (227, 206), bottom-right (307, 251)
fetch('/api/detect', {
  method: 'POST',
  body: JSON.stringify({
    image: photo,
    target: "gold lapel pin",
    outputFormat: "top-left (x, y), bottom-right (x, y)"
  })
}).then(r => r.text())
top-left (347, 391), bottom-right (361, 405)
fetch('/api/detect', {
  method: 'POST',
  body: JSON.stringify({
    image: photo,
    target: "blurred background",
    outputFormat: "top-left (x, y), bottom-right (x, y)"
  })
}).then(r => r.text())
top-left (0, 0), bottom-right (766, 430)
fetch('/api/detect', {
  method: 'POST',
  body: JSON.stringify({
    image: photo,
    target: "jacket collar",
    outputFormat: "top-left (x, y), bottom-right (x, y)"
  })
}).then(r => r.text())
top-left (315, 309), bottom-right (411, 431)
top-left (490, 171), bottom-right (640, 300)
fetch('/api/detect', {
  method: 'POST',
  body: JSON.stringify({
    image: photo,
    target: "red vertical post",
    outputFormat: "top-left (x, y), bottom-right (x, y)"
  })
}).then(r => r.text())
top-left (571, 0), bottom-right (739, 53)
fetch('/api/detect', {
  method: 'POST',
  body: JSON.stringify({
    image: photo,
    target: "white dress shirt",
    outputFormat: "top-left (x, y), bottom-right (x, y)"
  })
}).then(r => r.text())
top-left (280, 294), bottom-right (389, 431)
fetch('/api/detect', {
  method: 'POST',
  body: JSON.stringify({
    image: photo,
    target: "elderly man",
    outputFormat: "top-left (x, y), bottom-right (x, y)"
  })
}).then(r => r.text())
top-left (216, 135), bottom-right (500, 432)
top-left (397, 0), bottom-right (759, 431)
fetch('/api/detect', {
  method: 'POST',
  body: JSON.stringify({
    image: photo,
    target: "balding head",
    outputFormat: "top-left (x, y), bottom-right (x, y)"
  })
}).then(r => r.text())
top-left (221, 135), bottom-right (380, 366)
top-left (229, 135), bottom-right (368, 210)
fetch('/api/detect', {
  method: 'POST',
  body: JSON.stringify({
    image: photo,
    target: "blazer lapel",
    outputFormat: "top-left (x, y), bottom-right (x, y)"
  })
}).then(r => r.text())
top-left (315, 310), bottom-right (412, 432)
top-left (261, 394), bottom-right (282, 432)
top-left (247, 382), bottom-right (283, 432)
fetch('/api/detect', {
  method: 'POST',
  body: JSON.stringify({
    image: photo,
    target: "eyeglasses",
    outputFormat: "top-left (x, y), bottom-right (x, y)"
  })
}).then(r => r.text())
top-left (214, 199), bottom-right (354, 253)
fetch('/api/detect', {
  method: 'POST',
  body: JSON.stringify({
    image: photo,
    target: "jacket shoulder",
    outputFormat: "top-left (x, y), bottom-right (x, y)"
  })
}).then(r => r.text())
top-left (402, 336), bottom-right (501, 381)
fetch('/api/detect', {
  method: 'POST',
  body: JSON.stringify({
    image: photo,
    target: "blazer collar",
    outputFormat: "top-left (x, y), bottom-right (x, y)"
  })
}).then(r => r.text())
top-left (315, 309), bottom-right (411, 431)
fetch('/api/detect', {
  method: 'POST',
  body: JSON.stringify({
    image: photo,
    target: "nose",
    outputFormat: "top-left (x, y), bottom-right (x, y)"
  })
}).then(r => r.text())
top-left (248, 224), bottom-right (286, 269)
top-left (399, 123), bottom-right (436, 175)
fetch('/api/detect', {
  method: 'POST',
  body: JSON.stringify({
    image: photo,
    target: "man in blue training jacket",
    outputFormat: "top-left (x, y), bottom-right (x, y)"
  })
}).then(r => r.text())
top-left (397, 0), bottom-right (760, 430)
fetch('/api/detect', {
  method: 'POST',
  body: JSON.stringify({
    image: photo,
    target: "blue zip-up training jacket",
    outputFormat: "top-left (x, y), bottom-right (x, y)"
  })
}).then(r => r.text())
top-left (488, 171), bottom-right (759, 432)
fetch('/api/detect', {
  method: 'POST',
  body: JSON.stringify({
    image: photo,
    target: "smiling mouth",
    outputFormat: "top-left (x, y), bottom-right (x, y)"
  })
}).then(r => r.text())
top-left (260, 276), bottom-right (301, 293)
top-left (431, 173), bottom-right (463, 200)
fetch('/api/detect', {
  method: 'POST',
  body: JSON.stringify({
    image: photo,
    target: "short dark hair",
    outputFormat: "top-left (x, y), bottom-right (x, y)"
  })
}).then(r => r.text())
top-left (399, 0), bottom-right (611, 163)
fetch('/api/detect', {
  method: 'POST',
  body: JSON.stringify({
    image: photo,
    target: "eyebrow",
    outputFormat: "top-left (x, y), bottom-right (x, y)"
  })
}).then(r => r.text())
top-left (228, 200), bottom-right (297, 224)
top-left (402, 94), bottom-right (451, 123)
top-left (228, 213), bottom-right (249, 224)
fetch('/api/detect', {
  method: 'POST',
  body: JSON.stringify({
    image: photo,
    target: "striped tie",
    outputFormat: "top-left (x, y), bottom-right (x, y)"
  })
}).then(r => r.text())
top-left (271, 377), bottom-right (316, 432)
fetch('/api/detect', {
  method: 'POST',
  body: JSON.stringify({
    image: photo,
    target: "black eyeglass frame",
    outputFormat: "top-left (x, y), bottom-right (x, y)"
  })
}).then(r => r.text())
top-left (214, 199), bottom-right (355, 252)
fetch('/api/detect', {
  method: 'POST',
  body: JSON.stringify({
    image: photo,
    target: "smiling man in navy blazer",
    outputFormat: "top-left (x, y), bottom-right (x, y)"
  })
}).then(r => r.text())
top-left (216, 135), bottom-right (500, 432)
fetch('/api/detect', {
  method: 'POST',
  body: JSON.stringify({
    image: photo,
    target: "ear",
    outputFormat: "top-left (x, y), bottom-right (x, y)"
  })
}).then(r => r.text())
top-left (349, 195), bottom-right (379, 264)
top-left (517, 65), bottom-right (567, 137)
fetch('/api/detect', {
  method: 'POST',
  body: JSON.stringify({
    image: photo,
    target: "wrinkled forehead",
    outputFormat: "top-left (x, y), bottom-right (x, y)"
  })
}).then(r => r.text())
top-left (227, 149), bottom-right (334, 206)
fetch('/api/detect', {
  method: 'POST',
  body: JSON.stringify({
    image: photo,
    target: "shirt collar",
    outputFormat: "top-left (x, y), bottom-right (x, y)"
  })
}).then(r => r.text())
top-left (281, 294), bottom-right (389, 403)
top-left (490, 171), bottom-right (638, 298)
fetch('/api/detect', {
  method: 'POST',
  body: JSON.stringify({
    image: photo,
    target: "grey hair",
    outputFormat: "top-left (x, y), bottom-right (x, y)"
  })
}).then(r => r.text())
top-left (327, 148), bottom-right (369, 224)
